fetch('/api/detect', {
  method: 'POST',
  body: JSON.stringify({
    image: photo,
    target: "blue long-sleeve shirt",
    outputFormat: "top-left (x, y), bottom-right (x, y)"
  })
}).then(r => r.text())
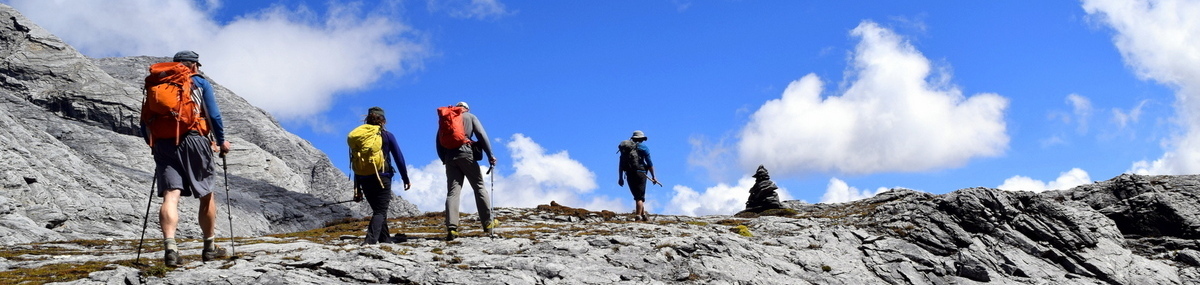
top-left (356, 129), bottom-right (410, 185)
top-left (193, 75), bottom-right (225, 145)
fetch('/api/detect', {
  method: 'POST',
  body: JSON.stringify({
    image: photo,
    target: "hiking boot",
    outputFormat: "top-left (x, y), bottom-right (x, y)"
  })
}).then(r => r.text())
top-left (202, 244), bottom-right (228, 262)
top-left (641, 214), bottom-right (650, 222)
top-left (446, 226), bottom-right (459, 241)
top-left (163, 249), bottom-right (182, 267)
top-left (392, 233), bottom-right (408, 243)
top-left (484, 219), bottom-right (499, 236)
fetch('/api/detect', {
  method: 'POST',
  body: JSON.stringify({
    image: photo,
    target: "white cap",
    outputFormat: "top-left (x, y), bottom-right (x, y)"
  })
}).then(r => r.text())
top-left (456, 102), bottom-right (470, 110)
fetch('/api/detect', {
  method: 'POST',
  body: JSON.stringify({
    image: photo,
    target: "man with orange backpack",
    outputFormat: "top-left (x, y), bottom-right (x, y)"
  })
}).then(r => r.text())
top-left (436, 102), bottom-right (497, 240)
top-left (140, 51), bottom-right (231, 267)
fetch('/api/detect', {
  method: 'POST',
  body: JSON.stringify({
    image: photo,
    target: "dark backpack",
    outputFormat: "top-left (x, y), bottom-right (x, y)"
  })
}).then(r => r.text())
top-left (617, 140), bottom-right (644, 172)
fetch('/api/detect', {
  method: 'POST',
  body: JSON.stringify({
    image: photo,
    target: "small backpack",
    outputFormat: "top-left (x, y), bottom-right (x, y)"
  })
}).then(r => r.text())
top-left (140, 62), bottom-right (209, 146)
top-left (436, 106), bottom-right (471, 149)
top-left (617, 140), bottom-right (644, 172)
top-left (347, 124), bottom-right (386, 177)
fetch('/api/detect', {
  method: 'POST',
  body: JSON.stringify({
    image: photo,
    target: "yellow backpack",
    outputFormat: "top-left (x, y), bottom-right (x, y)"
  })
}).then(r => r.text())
top-left (347, 124), bottom-right (386, 183)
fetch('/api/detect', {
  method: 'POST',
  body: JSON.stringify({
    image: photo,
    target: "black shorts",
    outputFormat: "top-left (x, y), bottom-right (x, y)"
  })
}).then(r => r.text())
top-left (625, 171), bottom-right (647, 201)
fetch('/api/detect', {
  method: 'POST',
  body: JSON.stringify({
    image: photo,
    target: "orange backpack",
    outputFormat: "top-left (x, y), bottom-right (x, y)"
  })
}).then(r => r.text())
top-left (436, 106), bottom-right (471, 149)
top-left (140, 62), bottom-right (209, 146)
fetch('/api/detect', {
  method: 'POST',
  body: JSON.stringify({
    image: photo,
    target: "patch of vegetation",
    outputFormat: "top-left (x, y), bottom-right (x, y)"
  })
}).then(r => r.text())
top-left (733, 212), bottom-right (759, 218)
top-left (822, 264), bottom-right (832, 272)
top-left (535, 201), bottom-right (618, 221)
top-left (0, 258), bottom-right (174, 284)
top-left (730, 225), bottom-right (753, 237)
top-left (684, 221), bottom-right (709, 227)
top-left (760, 208), bottom-right (799, 217)
top-left (431, 248), bottom-right (444, 254)
top-left (715, 219), bottom-right (749, 227)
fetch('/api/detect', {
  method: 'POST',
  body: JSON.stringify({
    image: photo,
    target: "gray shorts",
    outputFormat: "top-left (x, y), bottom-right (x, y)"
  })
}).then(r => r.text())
top-left (152, 133), bottom-right (215, 198)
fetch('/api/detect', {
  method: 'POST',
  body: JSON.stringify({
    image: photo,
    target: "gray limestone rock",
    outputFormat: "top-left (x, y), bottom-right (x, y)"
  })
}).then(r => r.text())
top-left (0, 3), bottom-right (417, 245)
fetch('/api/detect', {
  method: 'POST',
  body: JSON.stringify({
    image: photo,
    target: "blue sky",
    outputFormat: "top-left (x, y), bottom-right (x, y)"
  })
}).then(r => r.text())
top-left (8, 0), bottom-right (1198, 216)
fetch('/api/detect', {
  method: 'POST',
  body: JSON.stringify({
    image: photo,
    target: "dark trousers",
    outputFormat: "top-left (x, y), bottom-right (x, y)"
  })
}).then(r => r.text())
top-left (357, 175), bottom-right (392, 244)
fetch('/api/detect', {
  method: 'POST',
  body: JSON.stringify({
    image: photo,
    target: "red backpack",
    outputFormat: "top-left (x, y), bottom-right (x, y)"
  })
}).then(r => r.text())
top-left (436, 106), bottom-right (471, 149)
top-left (140, 62), bottom-right (209, 146)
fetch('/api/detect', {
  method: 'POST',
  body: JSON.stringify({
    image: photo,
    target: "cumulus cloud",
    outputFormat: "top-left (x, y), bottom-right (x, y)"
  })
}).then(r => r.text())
top-left (820, 178), bottom-right (888, 204)
top-left (997, 168), bottom-right (1092, 192)
top-left (737, 21), bottom-right (1009, 176)
top-left (1083, 0), bottom-right (1200, 174)
top-left (7, 0), bottom-right (429, 120)
top-left (399, 134), bottom-right (627, 214)
top-left (665, 177), bottom-right (794, 216)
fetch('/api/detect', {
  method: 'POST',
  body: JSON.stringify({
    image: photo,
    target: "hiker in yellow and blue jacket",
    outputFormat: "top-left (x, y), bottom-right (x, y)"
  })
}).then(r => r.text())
top-left (349, 107), bottom-right (411, 244)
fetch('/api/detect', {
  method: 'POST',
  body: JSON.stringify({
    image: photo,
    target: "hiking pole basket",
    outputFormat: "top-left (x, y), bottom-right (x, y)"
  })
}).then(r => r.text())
top-left (134, 174), bottom-right (157, 267)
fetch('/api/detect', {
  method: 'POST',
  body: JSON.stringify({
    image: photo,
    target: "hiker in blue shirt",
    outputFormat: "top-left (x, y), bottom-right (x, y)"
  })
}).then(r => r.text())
top-left (352, 107), bottom-right (411, 244)
top-left (146, 51), bottom-right (232, 266)
top-left (618, 130), bottom-right (659, 221)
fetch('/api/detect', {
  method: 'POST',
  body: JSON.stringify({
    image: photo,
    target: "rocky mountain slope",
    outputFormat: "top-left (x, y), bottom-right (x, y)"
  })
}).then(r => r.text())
top-left (4, 3), bottom-right (1200, 284)
top-left (1, 174), bottom-right (1198, 284)
top-left (0, 3), bottom-right (418, 245)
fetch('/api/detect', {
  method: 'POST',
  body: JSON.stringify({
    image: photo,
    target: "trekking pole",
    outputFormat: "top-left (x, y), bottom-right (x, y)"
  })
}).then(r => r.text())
top-left (134, 174), bottom-right (157, 267)
top-left (487, 166), bottom-right (495, 238)
top-left (221, 153), bottom-right (235, 258)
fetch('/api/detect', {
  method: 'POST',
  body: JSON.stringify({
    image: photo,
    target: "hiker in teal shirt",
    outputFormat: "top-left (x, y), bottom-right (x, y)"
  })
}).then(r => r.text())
top-left (618, 130), bottom-right (658, 221)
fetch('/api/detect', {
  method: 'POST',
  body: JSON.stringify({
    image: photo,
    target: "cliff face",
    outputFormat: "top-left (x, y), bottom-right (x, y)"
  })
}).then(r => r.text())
top-left (0, 3), bottom-right (418, 245)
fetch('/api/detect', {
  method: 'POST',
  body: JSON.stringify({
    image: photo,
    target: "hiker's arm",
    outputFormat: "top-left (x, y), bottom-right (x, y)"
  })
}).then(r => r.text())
top-left (640, 145), bottom-right (658, 184)
top-left (350, 150), bottom-right (363, 202)
top-left (471, 115), bottom-right (496, 165)
top-left (617, 166), bottom-right (624, 186)
top-left (383, 131), bottom-right (411, 188)
top-left (195, 77), bottom-right (230, 153)
top-left (435, 130), bottom-right (447, 164)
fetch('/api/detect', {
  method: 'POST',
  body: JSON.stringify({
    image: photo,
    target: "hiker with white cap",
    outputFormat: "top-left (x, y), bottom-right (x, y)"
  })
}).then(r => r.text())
top-left (435, 101), bottom-right (498, 240)
top-left (617, 130), bottom-right (659, 221)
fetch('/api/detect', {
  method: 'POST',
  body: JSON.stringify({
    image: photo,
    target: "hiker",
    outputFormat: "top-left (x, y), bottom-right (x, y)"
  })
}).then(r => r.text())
top-left (617, 130), bottom-right (658, 221)
top-left (141, 51), bottom-right (230, 266)
top-left (742, 165), bottom-right (784, 213)
top-left (436, 102), bottom-right (497, 240)
top-left (347, 107), bottom-right (412, 245)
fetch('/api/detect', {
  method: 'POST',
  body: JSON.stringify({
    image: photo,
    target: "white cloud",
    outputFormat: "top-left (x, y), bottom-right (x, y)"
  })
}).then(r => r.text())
top-left (819, 178), bottom-right (887, 204)
top-left (737, 21), bottom-right (1009, 176)
top-left (1083, 0), bottom-right (1200, 174)
top-left (997, 168), bottom-right (1092, 192)
top-left (7, 0), bottom-right (429, 120)
top-left (686, 134), bottom-right (736, 183)
top-left (427, 0), bottom-right (512, 19)
top-left (399, 134), bottom-right (627, 214)
top-left (1112, 99), bottom-right (1148, 129)
top-left (665, 177), bottom-right (794, 216)
top-left (1066, 93), bottom-right (1093, 134)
